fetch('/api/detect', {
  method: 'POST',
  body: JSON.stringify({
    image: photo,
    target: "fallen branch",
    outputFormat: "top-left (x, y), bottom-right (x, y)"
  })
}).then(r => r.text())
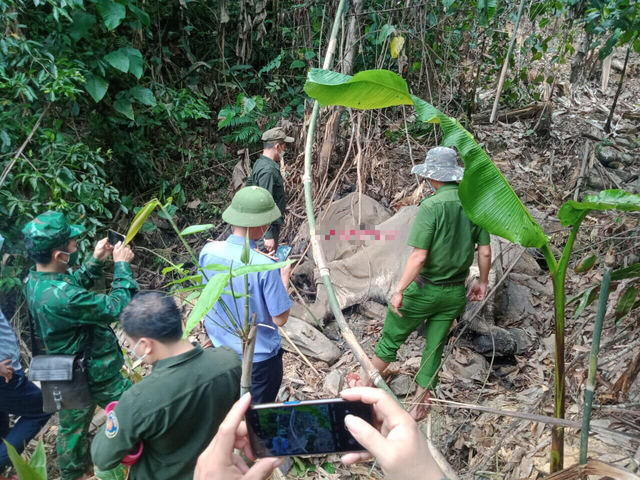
top-left (278, 326), bottom-right (320, 377)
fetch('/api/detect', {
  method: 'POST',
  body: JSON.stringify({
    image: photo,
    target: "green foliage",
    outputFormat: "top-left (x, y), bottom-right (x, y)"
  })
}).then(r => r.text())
top-left (575, 254), bottom-right (598, 273)
top-left (5, 439), bottom-right (47, 480)
top-left (558, 190), bottom-right (640, 227)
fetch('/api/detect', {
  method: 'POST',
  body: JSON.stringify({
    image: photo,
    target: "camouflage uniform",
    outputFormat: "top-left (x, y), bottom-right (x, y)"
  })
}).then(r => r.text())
top-left (23, 212), bottom-right (139, 480)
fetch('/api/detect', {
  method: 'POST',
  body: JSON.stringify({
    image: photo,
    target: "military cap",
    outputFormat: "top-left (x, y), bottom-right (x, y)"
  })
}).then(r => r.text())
top-left (261, 127), bottom-right (294, 144)
top-left (22, 211), bottom-right (86, 252)
top-left (411, 146), bottom-right (465, 182)
top-left (222, 186), bottom-right (282, 227)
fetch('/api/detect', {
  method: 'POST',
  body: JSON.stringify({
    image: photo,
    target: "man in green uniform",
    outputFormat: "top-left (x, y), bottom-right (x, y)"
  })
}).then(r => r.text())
top-left (22, 211), bottom-right (138, 480)
top-left (91, 292), bottom-right (241, 480)
top-left (246, 127), bottom-right (294, 252)
top-left (351, 147), bottom-right (492, 419)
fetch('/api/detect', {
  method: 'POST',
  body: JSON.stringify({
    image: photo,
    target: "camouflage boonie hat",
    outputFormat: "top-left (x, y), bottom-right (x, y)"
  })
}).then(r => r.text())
top-left (411, 147), bottom-right (464, 182)
top-left (261, 127), bottom-right (294, 144)
top-left (222, 186), bottom-right (281, 227)
top-left (22, 211), bottom-right (86, 252)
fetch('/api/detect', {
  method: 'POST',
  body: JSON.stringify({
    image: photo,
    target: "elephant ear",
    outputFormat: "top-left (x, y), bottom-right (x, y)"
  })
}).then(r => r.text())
top-left (558, 189), bottom-right (640, 227)
top-left (303, 68), bottom-right (549, 248)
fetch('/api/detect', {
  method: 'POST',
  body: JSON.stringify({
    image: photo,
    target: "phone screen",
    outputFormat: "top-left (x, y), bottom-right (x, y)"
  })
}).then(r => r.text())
top-left (108, 230), bottom-right (125, 246)
top-left (275, 245), bottom-right (292, 262)
top-left (246, 399), bottom-right (374, 458)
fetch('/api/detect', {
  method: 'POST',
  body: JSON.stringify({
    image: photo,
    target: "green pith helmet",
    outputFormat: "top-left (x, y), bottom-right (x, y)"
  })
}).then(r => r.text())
top-left (222, 186), bottom-right (281, 227)
top-left (262, 127), bottom-right (294, 144)
top-left (22, 211), bottom-right (86, 252)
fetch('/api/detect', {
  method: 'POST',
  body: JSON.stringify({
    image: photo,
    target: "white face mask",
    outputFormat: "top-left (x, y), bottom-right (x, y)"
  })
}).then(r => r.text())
top-left (129, 339), bottom-right (148, 362)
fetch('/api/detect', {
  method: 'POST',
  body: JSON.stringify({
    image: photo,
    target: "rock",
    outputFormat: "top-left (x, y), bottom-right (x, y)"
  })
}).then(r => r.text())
top-left (597, 146), bottom-right (620, 166)
top-left (586, 172), bottom-right (606, 190)
top-left (389, 374), bottom-right (416, 396)
top-left (498, 280), bottom-right (537, 318)
top-left (615, 134), bottom-right (638, 149)
top-left (445, 348), bottom-right (489, 382)
top-left (473, 327), bottom-right (532, 355)
top-left (359, 301), bottom-right (387, 320)
top-left (503, 248), bottom-right (542, 276)
top-left (323, 370), bottom-right (344, 396)
top-left (281, 317), bottom-right (342, 364)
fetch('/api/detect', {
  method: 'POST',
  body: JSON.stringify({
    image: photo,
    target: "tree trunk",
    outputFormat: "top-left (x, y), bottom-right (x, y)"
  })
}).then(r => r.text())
top-left (315, 0), bottom-right (362, 185)
top-left (570, 31), bottom-right (592, 86)
top-left (604, 46), bottom-right (631, 133)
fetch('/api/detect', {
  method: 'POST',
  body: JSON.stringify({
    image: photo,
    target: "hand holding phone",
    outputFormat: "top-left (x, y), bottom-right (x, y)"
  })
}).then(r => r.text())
top-left (108, 229), bottom-right (126, 246)
top-left (274, 245), bottom-right (292, 262)
top-left (194, 393), bottom-right (282, 480)
top-left (340, 388), bottom-right (445, 480)
top-left (245, 398), bottom-right (374, 458)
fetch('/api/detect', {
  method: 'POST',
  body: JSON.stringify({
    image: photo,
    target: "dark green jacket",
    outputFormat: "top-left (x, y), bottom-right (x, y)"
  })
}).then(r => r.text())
top-left (246, 154), bottom-right (285, 240)
top-left (25, 256), bottom-right (139, 384)
top-left (91, 345), bottom-right (242, 480)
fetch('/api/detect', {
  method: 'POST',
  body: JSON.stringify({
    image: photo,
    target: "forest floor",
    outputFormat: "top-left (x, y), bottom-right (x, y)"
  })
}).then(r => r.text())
top-left (9, 51), bottom-right (640, 480)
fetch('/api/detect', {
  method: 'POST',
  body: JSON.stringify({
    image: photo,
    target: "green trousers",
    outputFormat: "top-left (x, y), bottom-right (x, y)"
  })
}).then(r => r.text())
top-left (375, 281), bottom-right (467, 389)
top-left (57, 374), bottom-right (131, 480)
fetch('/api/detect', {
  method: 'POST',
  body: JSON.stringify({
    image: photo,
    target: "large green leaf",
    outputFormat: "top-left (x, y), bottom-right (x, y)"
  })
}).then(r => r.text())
top-left (128, 3), bottom-right (150, 26)
top-left (124, 199), bottom-right (159, 245)
top-left (129, 86), bottom-right (156, 106)
top-left (97, 0), bottom-right (126, 30)
top-left (304, 69), bottom-right (413, 110)
top-left (105, 49), bottom-right (129, 73)
top-left (558, 190), bottom-right (640, 227)
top-left (184, 272), bottom-right (231, 338)
top-left (85, 74), bottom-right (109, 103)
top-left (70, 11), bottom-right (96, 41)
top-left (125, 48), bottom-right (144, 79)
top-left (304, 68), bottom-right (548, 248)
top-left (4, 440), bottom-right (44, 480)
top-left (29, 441), bottom-right (47, 480)
top-left (113, 99), bottom-right (134, 120)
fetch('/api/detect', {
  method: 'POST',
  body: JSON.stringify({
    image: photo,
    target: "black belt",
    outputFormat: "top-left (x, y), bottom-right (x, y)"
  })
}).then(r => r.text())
top-left (414, 274), bottom-right (465, 289)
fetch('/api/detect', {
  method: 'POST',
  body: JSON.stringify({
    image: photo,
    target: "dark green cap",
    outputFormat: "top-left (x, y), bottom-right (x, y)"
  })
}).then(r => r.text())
top-left (261, 127), bottom-right (294, 144)
top-left (222, 187), bottom-right (281, 227)
top-left (22, 211), bottom-right (86, 252)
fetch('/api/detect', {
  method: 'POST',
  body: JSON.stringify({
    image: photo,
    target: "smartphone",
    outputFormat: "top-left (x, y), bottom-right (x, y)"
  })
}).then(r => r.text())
top-left (245, 398), bottom-right (374, 458)
top-left (275, 245), bottom-right (292, 262)
top-left (108, 229), bottom-right (126, 246)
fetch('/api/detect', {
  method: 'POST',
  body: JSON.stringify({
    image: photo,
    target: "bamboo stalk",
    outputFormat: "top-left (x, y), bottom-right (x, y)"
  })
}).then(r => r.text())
top-left (240, 313), bottom-right (258, 396)
top-left (489, 0), bottom-right (527, 124)
top-left (301, 1), bottom-right (457, 478)
top-left (550, 211), bottom-right (589, 472)
top-left (580, 266), bottom-right (612, 464)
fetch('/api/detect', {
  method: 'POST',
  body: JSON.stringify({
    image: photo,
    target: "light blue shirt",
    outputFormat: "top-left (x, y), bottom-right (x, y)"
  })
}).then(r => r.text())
top-left (199, 235), bottom-right (292, 363)
top-left (0, 305), bottom-right (22, 372)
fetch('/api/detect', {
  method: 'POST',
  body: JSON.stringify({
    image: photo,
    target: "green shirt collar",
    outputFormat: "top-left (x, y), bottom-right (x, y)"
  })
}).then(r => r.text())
top-left (258, 154), bottom-right (280, 170)
top-left (435, 183), bottom-right (459, 195)
top-left (153, 343), bottom-right (204, 371)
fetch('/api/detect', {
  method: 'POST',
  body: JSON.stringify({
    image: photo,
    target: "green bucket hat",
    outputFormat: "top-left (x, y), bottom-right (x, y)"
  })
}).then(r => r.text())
top-left (222, 186), bottom-right (281, 227)
top-left (22, 211), bottom-right (86, 252)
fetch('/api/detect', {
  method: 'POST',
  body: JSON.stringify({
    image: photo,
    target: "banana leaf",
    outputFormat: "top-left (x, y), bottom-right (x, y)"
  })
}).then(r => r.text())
top-left (558, 190), bottom-right (640, 227)
top-left (303, 68), bottom-right (548, 248)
